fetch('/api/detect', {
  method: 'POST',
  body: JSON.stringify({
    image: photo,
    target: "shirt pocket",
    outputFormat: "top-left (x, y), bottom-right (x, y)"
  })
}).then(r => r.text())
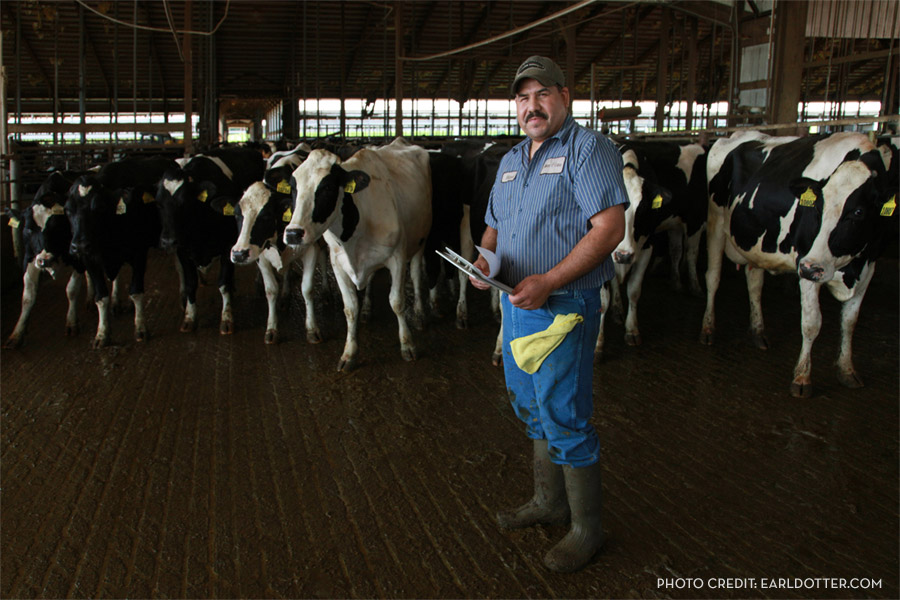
top-left (490, 182), bottom-right (517, 221)
top-left (537, 173), bottom-right (570, 216)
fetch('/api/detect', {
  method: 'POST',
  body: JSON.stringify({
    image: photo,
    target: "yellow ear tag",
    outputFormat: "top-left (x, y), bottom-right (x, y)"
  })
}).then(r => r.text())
top-left (880, 195), bottom-right (896, 217)
top-left (143, 192), bottom-right (155, 203)
top-left (8, 217), bottom-right (20, 229)
top-left (198, 190), bottom-right (208, 203)
top-left (223, 203), bottom-right (235, 216)
top-left (50, 204), bottom-right (65, 216)
top-left (344, 181), bottom-right (356, 194)
top-left (651, 194), bottom-right (663, 209)
top-left (282, 207), bottom-right (293, 222)
top-left (277, 180), bottom-right (291, 194)
top-left (116, 199), bottom-right (127, 215)
top-left (799, 187), bottom-right (817, 207)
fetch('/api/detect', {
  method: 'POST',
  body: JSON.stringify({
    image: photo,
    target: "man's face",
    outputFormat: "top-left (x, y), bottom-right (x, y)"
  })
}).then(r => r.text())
top-left (515, 78), bottom-right (570, 143)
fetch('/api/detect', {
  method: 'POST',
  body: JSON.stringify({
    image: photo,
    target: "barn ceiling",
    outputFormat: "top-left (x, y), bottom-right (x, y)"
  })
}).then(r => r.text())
top-left (2, 0), bottom-right (898, 121)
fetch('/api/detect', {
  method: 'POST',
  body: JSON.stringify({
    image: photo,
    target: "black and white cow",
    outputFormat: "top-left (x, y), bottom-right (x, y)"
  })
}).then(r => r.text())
top-left (5, 172), bottom-right (88, 348)
top-left (232, 145), bottom-right (326, 344)
top-left (284, 137), bottom-right (432, 371)
top-left (65, 156), bottom-right (176, 347)
top-left (157, 147), bottom-right (265, 334)
top-left (600, 141), bottom-right (707, 350)
top-left (701, 130), bottom-right (894, 397)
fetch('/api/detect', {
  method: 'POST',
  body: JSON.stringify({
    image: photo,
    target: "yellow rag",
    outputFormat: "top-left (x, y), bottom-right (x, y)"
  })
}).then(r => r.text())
top-left (510, 313), bottom-right (584, 374)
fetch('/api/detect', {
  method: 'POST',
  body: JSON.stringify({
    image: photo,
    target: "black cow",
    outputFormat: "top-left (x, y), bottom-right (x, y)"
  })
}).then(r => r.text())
top-left (701, 131), bottom-right (894, 397)
top-left (157, 147), bottom-right (264, 334)
top-left (65, 157), bottom-right (176, 347)
top-left (5, 171), bottom-right (88, 348)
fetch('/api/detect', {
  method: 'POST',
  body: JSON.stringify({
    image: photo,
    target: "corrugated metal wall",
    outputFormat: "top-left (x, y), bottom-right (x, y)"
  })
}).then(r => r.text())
top-left (806, 0), bottom-right (900, 39)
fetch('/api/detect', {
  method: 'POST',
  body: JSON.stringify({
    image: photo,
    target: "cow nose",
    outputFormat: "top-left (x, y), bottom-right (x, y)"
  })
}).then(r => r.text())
top-left (798, 261), bottom-right (825, 282)
top-left (160, 237), bottom-right (177, 252)
top-left (284, 227), bottom-right (304, 246)
top-left (613, 250), bottom-right (633, 264)
top-left (231, 248), bottom-right (250, 264)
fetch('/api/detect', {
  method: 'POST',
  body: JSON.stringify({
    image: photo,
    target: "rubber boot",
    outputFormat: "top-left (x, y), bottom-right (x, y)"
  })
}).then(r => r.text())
top-left (496, 439), bottom-right (569, 529)
top-left (543, 462), bottom-right (605, 573)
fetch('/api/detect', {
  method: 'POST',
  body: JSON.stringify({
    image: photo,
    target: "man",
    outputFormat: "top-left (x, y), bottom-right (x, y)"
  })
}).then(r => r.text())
top-left (470, 55), bottom-right (627, 573)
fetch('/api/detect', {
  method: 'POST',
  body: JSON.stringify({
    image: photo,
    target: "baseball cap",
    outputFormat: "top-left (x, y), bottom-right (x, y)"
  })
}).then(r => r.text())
top-left (510, 55), bottom-right (566, 95)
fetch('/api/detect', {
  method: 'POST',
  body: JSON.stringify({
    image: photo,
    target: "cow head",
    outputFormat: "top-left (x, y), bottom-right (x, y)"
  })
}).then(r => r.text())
top-left (232, 182), bottom-right (292, 264)
top-left (792, 160), bottom-right (885, 282)
top-left (28, 192), bottom-right (72, 273)
top-left (283, 149), bottom-right (369, 247)
top-left (155, 167), bottom-right (219, 252)
top-left (614, 151), bottom-right (674, 269)
top-left (65, 174), bottom-right (116, 258)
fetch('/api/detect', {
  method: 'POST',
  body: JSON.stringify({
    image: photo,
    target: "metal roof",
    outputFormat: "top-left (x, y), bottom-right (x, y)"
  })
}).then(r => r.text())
top-left (2, 0), bottom-right (898, 120)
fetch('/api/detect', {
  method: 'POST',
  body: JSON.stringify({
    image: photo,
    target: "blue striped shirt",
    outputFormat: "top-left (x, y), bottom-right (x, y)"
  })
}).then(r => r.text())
top-left (486, 115), bottom-right (629, 290)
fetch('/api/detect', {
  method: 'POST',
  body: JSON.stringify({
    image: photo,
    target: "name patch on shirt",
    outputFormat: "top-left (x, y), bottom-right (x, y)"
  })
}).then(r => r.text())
top-left (501, 171), bottom-right (518, 183)
top-left (540, 156), bottom-right (566, 174)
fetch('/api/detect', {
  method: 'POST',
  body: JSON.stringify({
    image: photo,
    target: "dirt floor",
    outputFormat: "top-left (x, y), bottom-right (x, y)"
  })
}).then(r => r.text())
top-left (1, 248), bottom-right (898, 600)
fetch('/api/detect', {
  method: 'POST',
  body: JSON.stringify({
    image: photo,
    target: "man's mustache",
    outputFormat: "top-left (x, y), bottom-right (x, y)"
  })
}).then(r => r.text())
top-left (525, 110), bottom-right (548, 122)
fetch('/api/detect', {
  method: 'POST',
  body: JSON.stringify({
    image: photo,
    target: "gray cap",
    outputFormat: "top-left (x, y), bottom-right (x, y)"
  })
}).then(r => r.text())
top-left (510, 55), bottom-right (566, 95)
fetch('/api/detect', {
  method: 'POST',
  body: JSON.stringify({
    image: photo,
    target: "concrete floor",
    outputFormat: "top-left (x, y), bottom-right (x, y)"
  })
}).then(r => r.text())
top-left (1, 250), bottom-right (898, 599)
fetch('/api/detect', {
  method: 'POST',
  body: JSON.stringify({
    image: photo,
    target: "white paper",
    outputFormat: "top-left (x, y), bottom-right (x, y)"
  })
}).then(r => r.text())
top-left (475, 245), bottom-right (501, 278)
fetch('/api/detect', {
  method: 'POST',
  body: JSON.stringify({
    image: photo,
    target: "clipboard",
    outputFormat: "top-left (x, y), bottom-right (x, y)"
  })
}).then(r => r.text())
top-left (436, 247), bottom-right (514, 294)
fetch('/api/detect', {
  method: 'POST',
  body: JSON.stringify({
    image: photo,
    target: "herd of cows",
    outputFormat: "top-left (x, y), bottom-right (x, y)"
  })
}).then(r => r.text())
top-left (5, 129), bottom-right (898, 397)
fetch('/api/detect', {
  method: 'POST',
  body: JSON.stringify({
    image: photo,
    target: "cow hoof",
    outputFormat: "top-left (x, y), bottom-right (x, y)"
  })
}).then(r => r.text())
top-left (180, 320), bottom-right (196, 333)
top-left (92, 336), bottom-right (108, 350)
top-left (838, 370), bottom-right (864, 389)
top-left (790, 380), bottom-right (814, 398)
top-left (750, 332), bottom-right (769, 350)
top-left (456, 315), bottom-right (469, 330)
top-left (491, 351), bottom-right (503, 367)
top-left (337, 356), bottom-right (358, 372)
top-left (65, 324), bottom-right (79, 337)
top-left (624, 333), bottom-right (642, 346)
top-left (699, 329), bottom-right (714, 345)
top-left (220, 321), bottom-right (234, 335)
top-left (135, 329), bottom-right (149, 343)
top-left (4, 336), bottom-right (23, 349)
top-left (401, 347), bottom-right (417, 362)
top-left (265, 329), bottom-right (278, 344)
top-left (306, 330), bottom-right (322, 344)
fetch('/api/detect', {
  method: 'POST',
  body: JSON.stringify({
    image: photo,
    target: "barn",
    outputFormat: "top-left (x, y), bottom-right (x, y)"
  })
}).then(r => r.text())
top-left (1, 1), bottom-right (898, 598)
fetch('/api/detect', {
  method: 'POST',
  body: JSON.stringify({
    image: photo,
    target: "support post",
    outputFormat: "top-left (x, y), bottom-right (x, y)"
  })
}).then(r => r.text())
top-left (771, 0), bottom-right (809, 135)
top-left (655, 7), bottom-right (670, 132)
top-left (183, 0), bottom-right (193, 155)
top-left (394, 2), bottom-right (404, 138)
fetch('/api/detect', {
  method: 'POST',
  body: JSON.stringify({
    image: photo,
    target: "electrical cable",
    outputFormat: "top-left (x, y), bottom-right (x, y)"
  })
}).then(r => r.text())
top-left (74, 0), bottom-right (230, 36)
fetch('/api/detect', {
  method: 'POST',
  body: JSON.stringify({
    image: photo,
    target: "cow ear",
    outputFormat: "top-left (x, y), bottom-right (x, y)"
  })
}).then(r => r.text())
top-left (209, 196), bottom-right (237, 217)
top-left (6, 208), bottom-right (23, 230)
top-left (341, 170), bottom-right (370, 195)
top-left (790, 178), bottom-right (823, 208)
top-left (197, 181), bottom-right (218, 203)
top-left (643, 182), bottom-right (673, 210)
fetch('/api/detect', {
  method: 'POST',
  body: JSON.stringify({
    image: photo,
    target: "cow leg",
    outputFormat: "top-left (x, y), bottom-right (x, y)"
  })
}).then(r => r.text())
top-left (456, 206), bottom-right (475, 329)
top-left (90, 270), bottom-right (112, 349)
top-left (5, 262), bottom-right (42, 348)
top-left (179, 254), bottom-right (199, 332)
top-left (610, 264), bottom-right (627, 324)
top-left (745, 266), bottom-right (768, 350)
top-left (833, 262), bottom-right (874, 389)
top-left (594, 282), bottom-right (610, 360)
top-left (490, 287), bottom-right (501, 323)
top-left (332, 261), bottom-right (361, 371)
top-left (299, 245), bottom-right (322, 343)
top-left (130, 254), bottom-right (149, 342)
top-left (65, 270), bottom-right (84, 337)
top-left (700, 208), bottom-right (726, 345)
top-left (174, 254), bottom-right (187, 306)
top-left (666, 227), bottom-right (685, 292)
top-left (791, 279), bottom-right (823, 398)
top-left (388, 255), bottom-right (417, 362)
top-left (218, 258), bottom-right (235, 335)
top-left (409, 251), bottom-right (427, 330)
top-left (684, 228), bottom-right (705, 297)
top-left (624, 247), bottom-right (654, 346)
top-left (258, 256), bottom-right (281, 344)
top-left (492, 299), bottom-right (504, 366)
top-left (360, 283), bottom-right (373, 324)
top-left (110, 271), bottom-right (124, 316)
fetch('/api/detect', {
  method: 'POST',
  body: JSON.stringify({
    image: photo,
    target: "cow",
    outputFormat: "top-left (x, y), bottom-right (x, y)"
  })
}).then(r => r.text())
top-left (700, 130), bottom-right (894, 397)
top-left (5, 171), bottom-right (88, 348)
top-left (604, 141), bottom-right (707, 348)
top-left (283, 137), bottom-right (432, 371)
top-left (65, 156), bottom-right (176, 347)
top-left (231, 146), bottom-right (326, 344)
top-left (156, 147), bottom-right (265, 334)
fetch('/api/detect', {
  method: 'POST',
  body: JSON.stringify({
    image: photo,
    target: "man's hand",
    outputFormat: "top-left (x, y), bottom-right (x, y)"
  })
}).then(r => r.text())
top-left (509, 274), bottom-right (554, 310)
top-left (468, 255), bottom-right (492, 290)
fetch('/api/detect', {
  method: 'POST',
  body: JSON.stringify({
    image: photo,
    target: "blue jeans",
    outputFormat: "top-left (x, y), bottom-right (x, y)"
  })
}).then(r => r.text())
top-left (501, 289), bottom-right (604, 467)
